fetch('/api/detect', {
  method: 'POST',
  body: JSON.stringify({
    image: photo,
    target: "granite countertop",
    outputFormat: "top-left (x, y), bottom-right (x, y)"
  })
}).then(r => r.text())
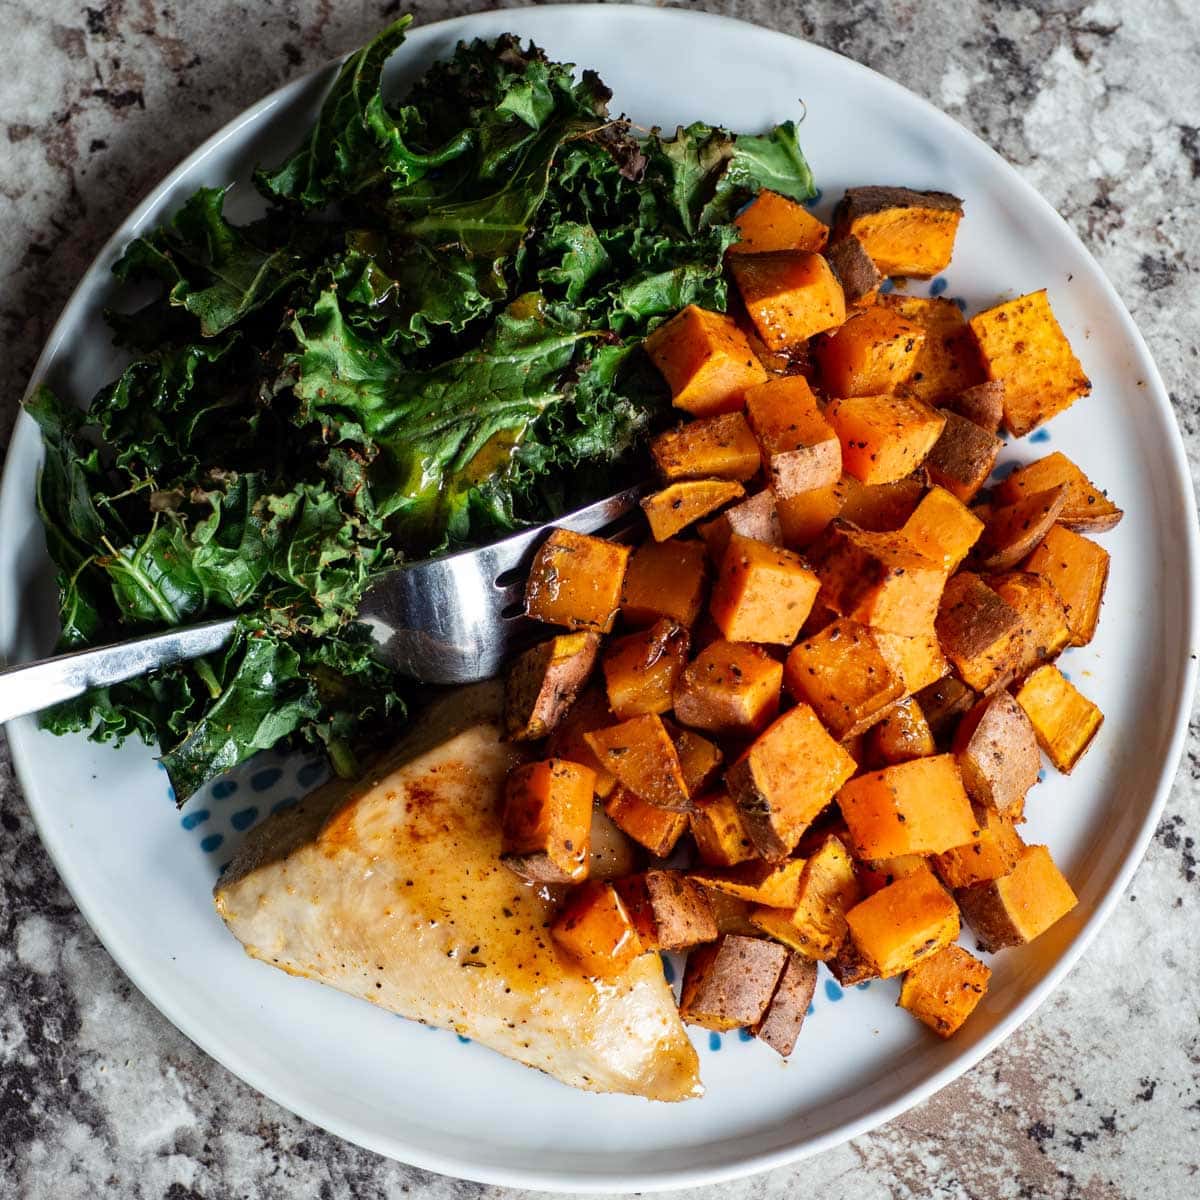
top-left (2, 2), bottom-right (1198, 1196)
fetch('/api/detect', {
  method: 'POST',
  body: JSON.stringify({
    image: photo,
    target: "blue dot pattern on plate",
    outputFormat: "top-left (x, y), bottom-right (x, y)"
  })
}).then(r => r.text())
top-left (1029, 428), bottom-right (1052, 443)
top-left (457, 1034), bottom-right (471, 1045)
top-left (738, 1027), bottom-right (754, 1042)
top-left (180, 809), bottom-right (209, 831)
top-left (929, 276), bottom-right (948, 296)
top-left (856, 981), bottom-right (871, 991)
top-left (211, 779), bottom-right (238, 800)
top-left (825, 979), bottom-right (844, 1002)
top-left (660, 954), bottom-right (676, 984)
top-left (708, 1032), bottom-right (722, 1051)
top-left (879, 278), bottom-right (895, 294)
top-left (250, 767), bottom-right (283, 792)
top-left (1038, 767), bottom-right (1047, 782)
top-left (200, 833), bottom-right (224, 853)
top-left (231, 807), bottom-right (259, 832)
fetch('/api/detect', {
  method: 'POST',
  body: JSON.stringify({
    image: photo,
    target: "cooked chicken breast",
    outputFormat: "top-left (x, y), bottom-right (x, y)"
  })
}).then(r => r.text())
top-left (214, 682), bottom-right (701, 1102)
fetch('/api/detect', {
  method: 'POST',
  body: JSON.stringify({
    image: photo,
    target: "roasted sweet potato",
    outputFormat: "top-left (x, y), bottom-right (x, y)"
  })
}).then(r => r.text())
top-left (988, 571), bottom-right (1071, 676)
top-left (836, 472), bottom-right (926, 531)
top-left (620, 537), bottom-right (708, 628)
top-left (935, 572), bottom-right (1021, 692)
top-left (679, 934), bottom-right (790, 1030)
top-left (613, 870), bottom-right (718, 952)
top-left (602, 619), bottom-right (689, 719)
top-left (924, 412), bottom-right (1003, 503)
top-left (673, 639), bottom-right (783, 736)
top-left (730, 188), bottom-right (829, 254)
top-left (1014, 664), bottom-right (1103, 773)
top-left (699, 489), bottom-right (783, 559)
top-left (916, 675), bottom-right (978, 738)
top-left (933, 804), bottom-right (1025, 889)
top-left (730, 250), bottom-right (847, 350)
top-left (956, 843), bottom-right (1077, 951)
top-left (504, 632), bottom-right (600, 741)
top-left (944, 380), bottom-right (1005, 434)
top-left (899, 944), bottom-right (992, 1037)
top-left (709, 533), bottom-right (820, 644)
top-left (702, 887), bottom-right (761, 936)
top-left (845, 868), bottom-right (960, 978)
top-left (883, 295), bottom-right (986, 405)
top-left (968, 290), bottom-right (1092, 437)
top-left (866, 697), bottom-right (937, 766)
top-left (825, 234), bottom-right (883, 305)
top-left (826, 394), bottom-right (946, 486)
top-left (525, 529), bottom-right (631, 633)
top-left (545, 685), bottom-right (618, 797)
top-left (784, 618), bottom-right (905, 739)
top-left (973, 484), bottom-right (1069, 573)
top-left (826, 938), bottom-right (881, 986)
top-left (727, 704), bottom-right (858, 859)
top-left (775, 483), bottom-right (845, 548)
top-left (815, 306), bottom-right (926, 397)
top-left (669, 723), bottom-right (726, 796)
top-left (874, 629), bottom-right (950, 695)
top-left (951, 691), bottom-right (1040, 818)
top-left (604, 788), bottom-right (689, 858)
top-left (995, 451), bottom-right (1122, 532)
top-left (644, 304), bottom-right (768, 416)
top-left (838, 754), bottom-right (977, 860)
top-left (584, 713), bottom-right (691, 811)
top-left (831, 187), bottom-right (963, 277)
top-left (551, 880), bottom-right (644, 977)
top-left (856, 853), bottom-right (932, 896)
top-left (642, 478), bottom-right (746, 541)
top-left (902, 485), bottom-right (984, 574)
top-left (693, 859), bottom-right (809, 908)
top-left (744, 375), bottom-right (842, 499)
top-left (690, 792), bottom-right (757, 867)
top-left (651, 411), bottom-right (762, 482)
top-left (752, 951), bottom-right (819, 1057)
top-left (1024, 524), bottom-right (1110, 646)
top-left (501, 759), bottom-right (595, 884)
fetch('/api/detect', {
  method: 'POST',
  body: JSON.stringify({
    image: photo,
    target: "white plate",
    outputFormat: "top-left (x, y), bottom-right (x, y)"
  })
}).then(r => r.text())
top-left (1, 5), bottom-right (1197, 1192)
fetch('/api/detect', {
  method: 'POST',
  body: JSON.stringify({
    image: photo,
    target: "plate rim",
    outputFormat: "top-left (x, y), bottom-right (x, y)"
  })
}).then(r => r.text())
top-left (2, 5), bottom-right (1198, 1191)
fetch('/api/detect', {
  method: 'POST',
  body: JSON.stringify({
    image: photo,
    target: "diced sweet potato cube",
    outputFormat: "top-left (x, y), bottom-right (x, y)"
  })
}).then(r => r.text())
top-left (916, 675), bottom-right (978, 738)
top-left (690, 792), bottom-right (757, 867)
top-left (730, 250), bottom-right (847, 350)
top-left (995, 451), bottom-right (1122, 532)
top-left (775, 483), bottom-right (844, 548)
top-left (709, 533), bottom-right (819, 644)
top-left (678, 934), bottom-right (789, 1030)
top-left (744, 375), bottom-right (842, 499)
top-left (935, 572), bottom-right (1022, 692)
top-left (836, 472), bottom-right (926, 531)
top-left (604, 788), bottom-right (688, 858)
top-left (644, 305), bottom-right (768, 417)
top-left (692, 859), bottom-right (808, 908)
top-left (642, 479), bottom-right (745, 541)
top-left (1014, 665), bottom-right (1103, 773)
top-left (925, 412), bottom-right (1003, 503)
top-left (832, 187), bottom-right (963, 278)
top-left (619, 537), bottom-right (708, 629)
top-left (856, 854), bottom-right (933, 897)
top-left (673, 640), bottom-right (783, 736)
top-left (525, 529), bottom-right (630, 633)
top-left (974, 484), bottom-right (1069, 573)
top-left (969, 290), bottom-right (1092, 437)
top-left (501, 759), bottom-right (595, 883)
top-left (602, 619), bottom-right (689, 719)
top-left (952, 691), bottom-right (1040, 818)
top-left (1024, 524), bottom-right (1110, 646)
top-left (614, 870), bottom-right (718, 951)
top-left (825, 234), bottom-right (883, 306)
top-left (702, 888), bottom-right (760, 936)
top-left (815, 306), bottom-right (926, 397)
top-left (752, 951), bottom-right (819, 1056)
top-left (933, 805), bottom-right (1025, 889)
top-left (874, 629), bottom-right (950, 695)
top-left (899, 944), bottom-right (992, 1037)
top-left (827, 938), bottom-right (881, 986)
top-left (883, 295), bottom-right (986, 405)
top-left (988, 571), bottom-right (1071, 676)
top-left (809, 521), bottom-right (946, 636)
top-left (585, 714), bottom-right (690, 811)
top-left (651, 412), bottom-right (762, 482)
top-left (827, 394), bottom-right (945, 486)
top-left (944, 380), bottom-right (1005, 434)
top-left (845, 868), bottom-right (960, 978)
top-left (730, 188), bottom-right (829, 254)
top-left (551, 879), bottom-right (644, 977)
top-left (669, 723), bottom-right (725, 796)
top-left (866, 697), bottom-right (937, 766)
top-left (545, 685), bottom-right (617, 797)
top-left (728, 704), bottom-right (858, 859)
top-left (699, 489), bottom-right (783, 559)
top-left (784, 618), bottom-right (905, 739)
top-left (956, 843), bottom-right (1077, 951)
top-left (838, 754), bottom-right (977, 859)
top-left (902, 486), bottom-right (984, 574)
top-left (503, 632), bottom-right (600, 741)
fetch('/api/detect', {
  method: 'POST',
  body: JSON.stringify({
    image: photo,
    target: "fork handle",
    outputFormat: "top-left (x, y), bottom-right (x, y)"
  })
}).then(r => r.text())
top-left (0, 617), bottom-right (238, 725)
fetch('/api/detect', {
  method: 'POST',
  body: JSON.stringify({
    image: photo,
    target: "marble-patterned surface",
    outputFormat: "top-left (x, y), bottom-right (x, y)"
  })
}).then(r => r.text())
top-left (2, 0), bottom-right (1198, 1196)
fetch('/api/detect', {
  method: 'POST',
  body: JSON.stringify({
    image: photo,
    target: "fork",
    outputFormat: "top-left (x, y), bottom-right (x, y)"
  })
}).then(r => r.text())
top-left (0, 484), bottom-right (646, 724)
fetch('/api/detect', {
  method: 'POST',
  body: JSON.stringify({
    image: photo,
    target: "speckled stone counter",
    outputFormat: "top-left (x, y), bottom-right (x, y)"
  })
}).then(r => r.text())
top-left (2, 2), bottom-right (1198, 1197)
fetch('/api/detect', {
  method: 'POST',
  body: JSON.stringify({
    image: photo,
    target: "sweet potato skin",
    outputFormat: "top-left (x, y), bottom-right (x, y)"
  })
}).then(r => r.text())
top-left (613, 870), bottom-right (718, 951)
top-left (935, 572), bottom-right (1022, 692)
top-left (974, 484), bottom-right (1069, 573)
top-left (504, 632), bottom-right (600, 741)
top-left (925, 411), bottom-right (1002, 503)
top-left (699, 489), bottom-right (783, 560)
top-left (952, 691), bottom-right (1040, 818)
top-left (525, 529), bottom-right (631, 633)
top-left (944, 380), bottom-right (1004, 434)
top-left (744, 375), bottom-right (842, 499)
top-left (679, 934), bottom-right (790, 1030)
top-left (996, 451), bottom-right (1122, 532)
top-left (825, 234), bottom-right (883, 305)
top-left (752, 951), bottom-right (819, 1056)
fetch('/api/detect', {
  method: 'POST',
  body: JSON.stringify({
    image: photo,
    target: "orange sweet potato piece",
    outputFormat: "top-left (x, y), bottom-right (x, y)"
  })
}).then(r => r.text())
top-left (969, 290), bottom-right (1092, 437)
top-left (673, 639), bottom-right (783, 736)
top-left (827, 394), bottom-right (946, 485)
top-left (845, 868), bottom-right (960, 978)
top-left (902, 485), bottom-right (984, 574)
top-left (952, 691), bottom-right (1040, 818)
top-left (545, 685), bottom-right (617, 797)
top-left (866, 697), bottom-right (936, 766)
top-left (525, 529), bottom-right (630, 633)
top-left (974, 484), bottom-right (1069, 573)
top-left (669, 723), bottom-right (725, 796)
top-left (551, 880), bottom-right (644, 977)
top-left (620, 537), bottom-right (708, 628)
top-left (825, 234), bottom-right (883, 306)
top-left (838, 754), bottom-right (978, 859)
top-left (856, 853), bottom-right (933, 896)
top-left (899, 944), bottom-right (992, 1037)
top-left (650, 411), bottom-right (762, 482)
top-left (690, 792), bottom-right (757, 866)
top-left (613, 870), bottom-right (718, 952)
top-left (503, 632), bottom-right (600, 741)
top-left (699, 489), bottom-right (783, 559)
top-left (679, 934), bottom-right (789, 1030)
top-left (1024, 524), bottom-right (1110, 646)
top-left (1013, 665), bottom-right (1103, 773)
top-left (744, 375), bottom-right (842, 499)
top-left (935, 572), bottom-right (1022, 692)
top-left (924, 411), bottom-right (1003, 502)
top-left (728, 704), bottom-right (858, 859)
top-left (873, 629), bottom-right (950, 695)
top-left (883, 295), bottom-right (986, 405)
top-left (693, 859), bottom-right (809, 909)
top-left (644, 305), bottom-right (768, 417)
top-left (501, 760), bottom-right (595, 884)
top-left (836, 472), bottom-right (926, 531)
top-left (585, 713), bottom-right (690, 811)
top-left (955, 843), bottom-right (1077, 951)
top-left (815, 306), bottom-right (926, 397)
top-left (601, 620), bottom-right (688, 719)
top-left (832, 187), bottom-right (963, 278)
top-left (995, 451), bottom-right (1122, 532)
top-left (988, 571), bottom-right (1071, 676)
top-left (730, 250), bottom-right (847, 350)
top-left (752, 951), bottom-right (819, 1057)
top-left (775, 483), bottom-right (844, 548)
top-left (642, 479), bottom-right (745, 541)
top-left (784, 618), bottom-right (904, 739)
top-left (933, 804), bottom-right (1025, 890)
top-left (709, 533), bottom-right (820, 644)
top-left (730, 188), bottom-right (829, 254)
top-left (604, 788), bottom-right (689, 858)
